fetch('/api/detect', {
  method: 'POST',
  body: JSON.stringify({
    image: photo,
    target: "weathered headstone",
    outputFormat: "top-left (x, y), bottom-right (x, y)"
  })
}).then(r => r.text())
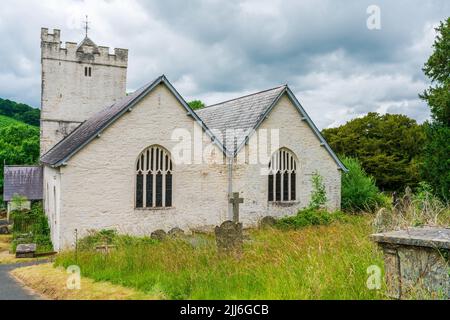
top-left (151, 229), bottom-right (167, 241)
top-left (371, 227), bottom-right (450, 299)
top-left (0, 225), bottom-right (9, 235)
top-left (16, 243), bottom-right (37, 258)
top-left (259, 216), bottom-right (277, 229)
top-left (168, 227), bottom-right (185, 238)
top-left (215, 221), bottom-right (243, 254)
top-left (95, 244), bottom-right (117, 254)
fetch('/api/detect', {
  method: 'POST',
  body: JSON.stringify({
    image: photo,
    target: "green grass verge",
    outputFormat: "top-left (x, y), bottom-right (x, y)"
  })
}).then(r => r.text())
top-left (55, 215), bottom-right (385, 300)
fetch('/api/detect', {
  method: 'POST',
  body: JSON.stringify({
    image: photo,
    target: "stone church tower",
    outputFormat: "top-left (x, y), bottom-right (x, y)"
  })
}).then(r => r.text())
top-left (40, 28), bottom-right (128, 155)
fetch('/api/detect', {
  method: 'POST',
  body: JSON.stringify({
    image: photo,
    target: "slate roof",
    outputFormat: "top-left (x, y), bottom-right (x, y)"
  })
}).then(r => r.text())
top-left (196, 85), bottom-right (286, 152)
top-left (41, 75), bottom-right (222, 166)
top-left (40, 75), bottom-right (347, 171)
top-left (3, 166), bottom-right (43, 201)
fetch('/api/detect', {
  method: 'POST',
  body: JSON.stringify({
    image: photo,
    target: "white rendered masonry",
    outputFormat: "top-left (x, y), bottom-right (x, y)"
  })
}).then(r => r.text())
top-left (45, 83), bottom-right (341, 250)
top-left (40, 29), bottom-right (128, 155)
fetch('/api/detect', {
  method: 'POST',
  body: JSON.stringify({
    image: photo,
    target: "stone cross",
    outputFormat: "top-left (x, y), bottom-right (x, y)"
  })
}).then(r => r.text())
top-left (229, 192), bottom-right (244, 223)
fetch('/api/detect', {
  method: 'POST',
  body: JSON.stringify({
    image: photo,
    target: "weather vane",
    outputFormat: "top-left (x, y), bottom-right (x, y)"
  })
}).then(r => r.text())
top-left (84, 15), bottom-right (89, 37)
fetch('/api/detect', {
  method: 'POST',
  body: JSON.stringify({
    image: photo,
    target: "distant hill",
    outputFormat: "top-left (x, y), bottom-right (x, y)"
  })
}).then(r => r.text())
top-left (0, 98), bottom-right (40, 127)
top-left (0, 114), bottom-right (23, 128)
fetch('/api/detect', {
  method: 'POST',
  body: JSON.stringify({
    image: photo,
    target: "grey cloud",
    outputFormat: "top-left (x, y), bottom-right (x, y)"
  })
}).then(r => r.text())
top-left (0, 0), bottom-right (448, 128)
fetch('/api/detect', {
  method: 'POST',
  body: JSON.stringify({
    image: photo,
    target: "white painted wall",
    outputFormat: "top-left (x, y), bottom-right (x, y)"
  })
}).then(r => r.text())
top-left (55, 84), bottom-right (228, 249)
top-left (234, 95), bottom-right (342, 225)
top-left (46, 84), bottom-right (341, 250)
top-left (43, 165), bottom-right (61, 251)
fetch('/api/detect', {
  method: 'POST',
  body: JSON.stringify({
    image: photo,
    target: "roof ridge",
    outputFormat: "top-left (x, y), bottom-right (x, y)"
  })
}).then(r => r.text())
top-left (201, 84), bottom-right (287, 110)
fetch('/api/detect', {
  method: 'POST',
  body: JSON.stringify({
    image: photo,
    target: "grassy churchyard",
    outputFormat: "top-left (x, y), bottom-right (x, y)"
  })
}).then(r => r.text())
top-left (51, 215), bottom-right (385, 300)
top-left (4, 167), bottom-right (449, 300)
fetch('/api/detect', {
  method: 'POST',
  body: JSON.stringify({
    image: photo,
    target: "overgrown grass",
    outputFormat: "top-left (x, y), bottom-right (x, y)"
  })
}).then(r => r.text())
top-left (373, 183), bottom-right (450, 232)
top-left (56, 215), bottom-right (385, 300)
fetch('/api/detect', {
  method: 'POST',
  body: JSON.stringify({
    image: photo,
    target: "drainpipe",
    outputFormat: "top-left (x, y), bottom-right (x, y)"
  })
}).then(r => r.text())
top-left (227, 154), bottom-right (233, 220)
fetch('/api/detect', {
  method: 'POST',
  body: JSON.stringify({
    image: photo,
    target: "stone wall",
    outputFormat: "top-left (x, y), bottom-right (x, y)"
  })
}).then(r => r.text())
top-left (372, 228), bottom-right (450, 299)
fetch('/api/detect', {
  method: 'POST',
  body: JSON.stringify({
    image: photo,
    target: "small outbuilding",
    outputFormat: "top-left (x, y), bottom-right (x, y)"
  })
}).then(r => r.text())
top-left (3, 166), bottom-right (43, 218)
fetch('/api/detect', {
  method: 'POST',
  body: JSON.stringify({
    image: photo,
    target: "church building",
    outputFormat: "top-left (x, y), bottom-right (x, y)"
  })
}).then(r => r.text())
top-left (38, 28), bottom-right (346, 251)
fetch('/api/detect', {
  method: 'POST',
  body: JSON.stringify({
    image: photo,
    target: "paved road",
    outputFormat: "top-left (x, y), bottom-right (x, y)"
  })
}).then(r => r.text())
top-left (0, 262), bottom-right (45, 300)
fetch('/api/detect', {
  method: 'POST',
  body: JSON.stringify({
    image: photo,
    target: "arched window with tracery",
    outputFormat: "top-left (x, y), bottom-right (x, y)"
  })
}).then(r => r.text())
top-left (268, 148), bottom-right (297, 202)
top-left (136, 146), bottom-right (173, 208)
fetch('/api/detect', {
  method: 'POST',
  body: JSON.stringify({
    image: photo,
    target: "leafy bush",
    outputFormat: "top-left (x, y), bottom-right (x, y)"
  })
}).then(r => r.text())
top-left (309, 172), bottom-right (327, 209)
top-left (341, 156), bottom-right (386, 212)
top-left (188, 100), bottom-right (206, 110)
top-left (275, 208), bottom-right (345, 230)
top-left (10, 202), bottom-right (53, 253)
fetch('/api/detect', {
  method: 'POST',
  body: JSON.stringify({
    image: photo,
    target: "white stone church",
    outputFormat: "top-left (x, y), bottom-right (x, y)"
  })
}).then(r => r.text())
top-left (35, 28), bottom-right (346, 250)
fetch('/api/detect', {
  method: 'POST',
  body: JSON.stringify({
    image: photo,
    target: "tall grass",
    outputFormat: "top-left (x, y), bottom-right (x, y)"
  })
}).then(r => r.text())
top-left (373, 183), bottom-right (450, 232)
top-left (56, 216), bottom-right (385, 300)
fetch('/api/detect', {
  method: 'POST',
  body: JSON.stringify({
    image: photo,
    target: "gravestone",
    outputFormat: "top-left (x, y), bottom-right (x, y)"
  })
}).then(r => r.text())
top-left (16, 243), bottom-right (37, 258)
top-left (215, 221), bottom-right (243, 254)
top-left (371, 227), bottom-right (450, 299)
top-left (0, 225), bottom-right (9, 235)
top-left (259, 216), bottom-right (277, 229)
top-left (151, 229), bottom-right (167, 241)
top-left (168, 227), bottom-right (185, 238)
top-left (95, 244), bottom-right (116, 254)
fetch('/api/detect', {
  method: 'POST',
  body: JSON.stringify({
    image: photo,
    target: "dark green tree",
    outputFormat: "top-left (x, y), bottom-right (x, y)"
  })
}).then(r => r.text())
top-left (188, 100), bottom-right (206, 110)
top-left (322, 113), bottom-right (425, 191)
top-left (419, 18), bottom-right (450, 201)
top-left (0, 123), bottom-right (40, 192)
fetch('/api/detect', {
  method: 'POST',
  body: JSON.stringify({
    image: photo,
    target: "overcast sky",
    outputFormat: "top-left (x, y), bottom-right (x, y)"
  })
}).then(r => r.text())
top-left (0, 0), bottom-right (448, 128)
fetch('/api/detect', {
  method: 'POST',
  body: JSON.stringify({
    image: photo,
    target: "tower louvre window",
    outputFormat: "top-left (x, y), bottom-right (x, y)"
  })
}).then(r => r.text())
top-left (268, 148), bottom-right (297, 202)
top-left (84, 66), bottom-right (92, 77)
top-left (135, 146), bottom-right (173, 209)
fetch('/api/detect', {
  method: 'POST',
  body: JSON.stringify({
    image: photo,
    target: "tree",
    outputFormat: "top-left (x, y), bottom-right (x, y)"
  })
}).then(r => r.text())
top-left (188, 100), bottom-right (206, 110)
top-left (420, 18), bottom-right (450, 201)
top-left (322, 113), bottom-right (425, 191)
top-left (0, 123), bottom-right (40, 192)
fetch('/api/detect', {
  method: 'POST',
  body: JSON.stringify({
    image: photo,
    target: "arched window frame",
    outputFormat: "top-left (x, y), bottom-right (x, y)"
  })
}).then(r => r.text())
top-left (135, 145), bottom-right (173, 209)
top-left (268, 148), bottom-right (298, 203)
